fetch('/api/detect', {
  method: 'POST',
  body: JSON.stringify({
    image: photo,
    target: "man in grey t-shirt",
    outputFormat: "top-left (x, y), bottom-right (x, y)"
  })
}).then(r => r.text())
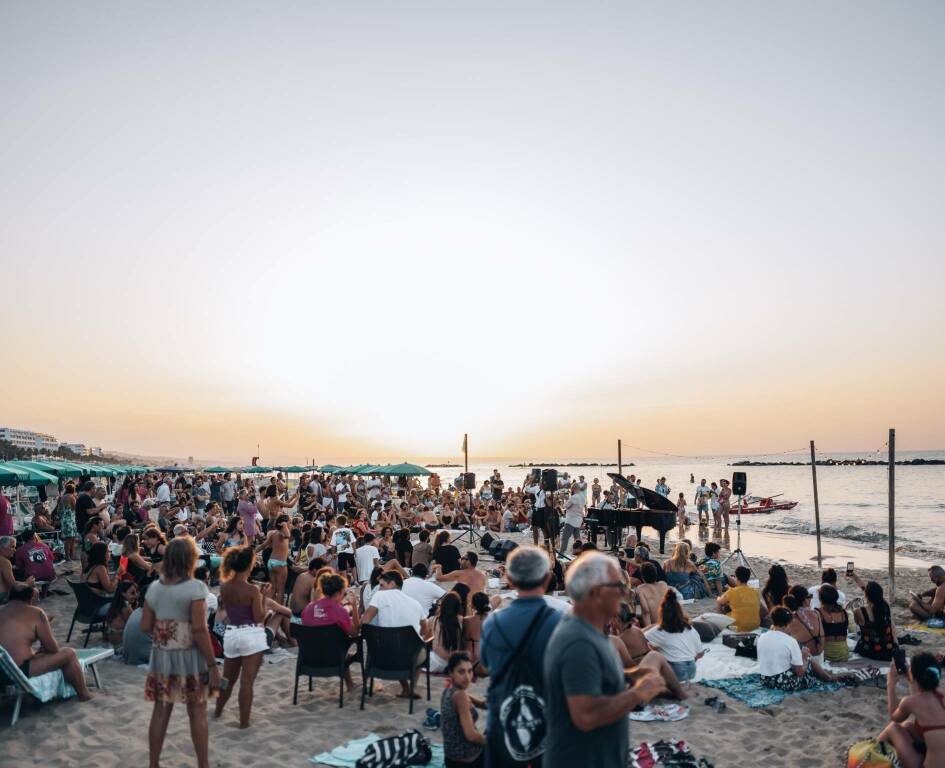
top-left (543, 553), bottom-right (662, 768)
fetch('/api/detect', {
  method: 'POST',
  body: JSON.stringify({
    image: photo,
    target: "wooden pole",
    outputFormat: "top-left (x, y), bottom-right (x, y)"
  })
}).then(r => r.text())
top-left (888, 428), bottom-right (896, 602)
top-left (464, 433), bottom-right (468, 475)
top-left (618, 439), bottom-right (623, 476)
top-left (810, 440), bottom-right (823, 568)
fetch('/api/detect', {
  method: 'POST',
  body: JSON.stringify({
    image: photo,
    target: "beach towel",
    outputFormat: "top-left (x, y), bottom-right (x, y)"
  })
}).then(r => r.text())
top-left (311, 733), bottom-right (445, 768)
top-left (629, 704), bottom-right (690, 722)
top-left (629, 740), bottom-right (714, 768)
top-left (700, 673), bottom-right (841, 708)
top-left (902, 622), bottom-right (945, 636)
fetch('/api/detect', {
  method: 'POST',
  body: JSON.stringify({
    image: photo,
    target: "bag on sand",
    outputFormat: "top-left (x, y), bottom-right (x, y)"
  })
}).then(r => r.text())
top-left (355, 730), bottom-right (432, 768)
top-left (847, 738), bottom-right (901, 768)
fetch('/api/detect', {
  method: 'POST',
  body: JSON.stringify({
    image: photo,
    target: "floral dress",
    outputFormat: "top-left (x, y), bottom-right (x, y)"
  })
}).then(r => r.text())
top-left (59, 495), bottom-right (77, 539)
top-left (143, 578), bottom-right (213, 704)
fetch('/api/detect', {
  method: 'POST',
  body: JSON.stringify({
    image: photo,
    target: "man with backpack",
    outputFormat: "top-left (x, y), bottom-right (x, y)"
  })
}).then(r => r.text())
top-left (479, 546), bottom-right (563, 768)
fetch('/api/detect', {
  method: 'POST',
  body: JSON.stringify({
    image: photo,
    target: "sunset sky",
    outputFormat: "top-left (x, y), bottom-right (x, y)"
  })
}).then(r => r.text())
top-left (2, 2), bottom-right (943, 463)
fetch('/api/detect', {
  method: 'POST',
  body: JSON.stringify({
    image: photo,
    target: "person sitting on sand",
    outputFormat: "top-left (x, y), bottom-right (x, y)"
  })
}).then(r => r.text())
top-left (762, 564), bottom-right (791, 611)
top-left (432, 551), bottom-right (487, 595)
top-left (700, 542), bottom-right (725, 597)
top-left (663, 542), bottom-right (710, 599)
top-left (643, 589), bottom-right (705, 682)
top-left (816, 584), bottom-right (850, 663)
top-left (808, 567), bottom-right (846, 610)
top-left (0, 585), bottom-right (93, 700)
top-left (879, 651), bottom-right (945, 768)
top-left (635, 562), bottom-right (669, 626)
top-left (430, 591), bottom-right (465, 673)
top-left (758, 606), bottom-right (846, 691)
top-left (783, 586), bottom-right (824, 662)
top-left (716, 566), bottom-right (762, 632)
top-left (106, 581), bottom-right (139, 646)
top-left (441, 652), bottom-right (486, 767)
top-left (848, 571), bottom-right (898, 661)
top-left (909, 565), bottom-right (945, 623)
top-left (289, 558), bottom-right (326, 617)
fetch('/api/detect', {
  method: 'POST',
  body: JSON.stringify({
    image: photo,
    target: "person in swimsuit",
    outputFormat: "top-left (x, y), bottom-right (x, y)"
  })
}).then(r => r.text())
top-left (0, 585), bottom-right (92, 699)
top-left (256, 514), bottom-right (295, 604)
top-left (879, 652), bottom-right (945, 768)
top-left (909, 565), bottom-right (945, 623)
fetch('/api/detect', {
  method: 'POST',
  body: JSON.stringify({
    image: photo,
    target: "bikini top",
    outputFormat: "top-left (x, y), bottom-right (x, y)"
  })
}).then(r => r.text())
top-left (817, 607), bottom-right (849, 638)
top-left (915, 689), bottom-right (945, 736)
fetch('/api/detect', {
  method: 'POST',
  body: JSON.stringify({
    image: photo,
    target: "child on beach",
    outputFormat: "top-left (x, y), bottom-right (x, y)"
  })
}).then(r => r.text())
top-left (677, 493), bottom-right (688, 528)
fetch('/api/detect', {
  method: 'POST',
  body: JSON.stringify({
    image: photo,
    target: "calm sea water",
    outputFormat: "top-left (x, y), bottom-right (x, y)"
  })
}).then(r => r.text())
top-left (412, 451), bottom-right (945, 563)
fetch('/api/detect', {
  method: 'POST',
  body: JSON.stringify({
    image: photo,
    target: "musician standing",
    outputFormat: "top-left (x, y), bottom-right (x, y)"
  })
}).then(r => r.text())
top-left (558, 483), bottom-right (586, 556)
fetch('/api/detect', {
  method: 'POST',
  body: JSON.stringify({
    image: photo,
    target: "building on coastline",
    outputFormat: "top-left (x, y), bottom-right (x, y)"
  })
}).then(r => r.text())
top-left (0, 426), bottom-right (59, 452)
top-left (60, 442), bottom-right (88, 455)
top-left (89, 447), bottom-right (103, 457)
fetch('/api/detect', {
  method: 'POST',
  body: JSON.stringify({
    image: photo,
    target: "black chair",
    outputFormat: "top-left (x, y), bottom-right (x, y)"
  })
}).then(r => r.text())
top-left (66, 581), bottom-right (112, 647)
top-left (360, 625), bottom-right (431, 714)
top-left (289, 624), bottom-right (362, 708)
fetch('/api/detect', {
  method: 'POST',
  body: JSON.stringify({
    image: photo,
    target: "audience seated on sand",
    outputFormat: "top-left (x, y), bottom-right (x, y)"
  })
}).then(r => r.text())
top-left (432, 551), bottom-right (487, 595)
top-left (716, 566), bottom-right (762, 632)
top-left (783, 586), bottom-right (825, 663)
top-left (0, 583), bottom-right (92, 708)
top-left (817, 584), bottom-right (850, 663)
top-left (808, 567), bottom-right (846, 610)
top-left (635, 562), bottom-right (670, 626)
top-left (762, 564), bottom-right (791, 611)
top-left (700, 542), bottom-right (725, 597)
top-left (106, 581), bottom-right (139, 646)
top-left (430, 591), bottom-right (465, 672)
top-left (879, 651), bottom-right (945, 768)
top-left (909, 565), bottom-right (945, 624)
top-left (758, 606), bottom-right (846, 691)
top-left (848, 572), bottom-right (898, 661)
top-left (643, 590), bottom-right (705, 682)
top-left (402, 563), bottom-right (446, 616)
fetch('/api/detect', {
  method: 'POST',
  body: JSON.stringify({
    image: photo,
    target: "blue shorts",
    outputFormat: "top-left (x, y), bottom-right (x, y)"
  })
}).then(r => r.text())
top-left (668, 660), bottom-right (697, 682)
top-left (268, 558), bottom-right (288, 568)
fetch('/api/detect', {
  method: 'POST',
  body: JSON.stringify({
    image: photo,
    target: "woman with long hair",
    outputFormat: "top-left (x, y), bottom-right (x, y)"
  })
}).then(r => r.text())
top-left (852, 577), bottom-right (898, 661)
top-left (643, 589), bottom-right (704, 682)
top-left (80, 517), bottom-right (104, 573)
top-left (214, 546), bottom-right (269, 728)
top-left (120, 534), bottom-right (155, 586)
top-left (431, 592), bottom-right (465, 672)
top-left (141, 536), bottom-right (220, 768)
top-left (662, 542), bottom-right (709, 599)
top-left (816, 584), bottom-right (850, 662)
top-left (462, 592), bottom-right (491, 664)
top-left (142, 528), bottom-right (167, 564)
top-left (59, 481), bottom-right (78, 561)
top-left (106, 580), bottom-right (139, 646)
top-left (879, 652), bottom-right (945, 767)
top-left (762, 564), bottom-right (790, 610)
top-left (221, 516), bottom-right (245, 549)
top-left (783, 586), bottom-right (824, 661)
top-left (84, 542), bottom-right (119, 617)
top-left (432, 530), bottom-right (461, 574)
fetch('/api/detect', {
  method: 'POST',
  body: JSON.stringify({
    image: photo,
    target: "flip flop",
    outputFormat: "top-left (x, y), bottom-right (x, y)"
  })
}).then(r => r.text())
top-left (898, 633), bottom-right (922, 646)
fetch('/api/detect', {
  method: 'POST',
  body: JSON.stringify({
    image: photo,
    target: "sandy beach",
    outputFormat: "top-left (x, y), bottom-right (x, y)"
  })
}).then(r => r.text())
top-left (3, 529), bottom-right (942, 768)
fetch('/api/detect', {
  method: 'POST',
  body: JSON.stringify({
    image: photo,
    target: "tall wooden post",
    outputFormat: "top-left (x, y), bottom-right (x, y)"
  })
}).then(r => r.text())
top-left (888, 428), bottom-right (896, 602)
top-left (618, 439), bottom-right (622, 476)
top-left (464, 433), bottom-right (468, 475)
top-left (810, 440), bottom-right (823, 568)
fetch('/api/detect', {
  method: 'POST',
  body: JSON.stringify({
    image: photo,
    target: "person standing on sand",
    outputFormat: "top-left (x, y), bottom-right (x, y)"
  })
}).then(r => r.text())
top-left (591, 478), bottom-right (601, 506)
top-left (718, 479), bottom-right (732, 529)
top-left (709, 482), bottom-right (721, 527)
top-left (236, 489), bottom-right (257, 541)
top-left (694, 479), bottom-right (710, 526)
top-left (543, 553), bottom-right (663, 768)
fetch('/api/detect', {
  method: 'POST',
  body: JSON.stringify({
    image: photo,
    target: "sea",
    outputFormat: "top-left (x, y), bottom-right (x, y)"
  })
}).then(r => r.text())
top-left (399, 451), bottom-right (945, 569)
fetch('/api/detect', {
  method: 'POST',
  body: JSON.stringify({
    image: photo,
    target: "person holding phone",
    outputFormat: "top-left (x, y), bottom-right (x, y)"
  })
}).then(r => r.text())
top-left (879, 652), bottom-right (945, 767)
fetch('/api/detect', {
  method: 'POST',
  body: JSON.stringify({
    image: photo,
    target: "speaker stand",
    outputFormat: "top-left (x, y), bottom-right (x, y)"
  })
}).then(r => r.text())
top-left (719, 495), bottom-right (755, 578)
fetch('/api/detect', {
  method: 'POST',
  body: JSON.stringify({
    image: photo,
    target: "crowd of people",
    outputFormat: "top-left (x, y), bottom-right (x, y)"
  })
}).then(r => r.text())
top-left (1, 467), bottom-right (944, 767)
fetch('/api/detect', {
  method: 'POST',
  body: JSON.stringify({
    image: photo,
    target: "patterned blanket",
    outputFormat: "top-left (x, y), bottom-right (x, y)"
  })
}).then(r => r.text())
top-left (700, 673), bottom-right (841, 708)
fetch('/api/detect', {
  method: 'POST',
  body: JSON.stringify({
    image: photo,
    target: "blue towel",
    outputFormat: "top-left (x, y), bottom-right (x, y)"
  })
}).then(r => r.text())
top-left (311, 733), bottom-right (446, 767)
top-left (700, 674), bottom-right (841, 708)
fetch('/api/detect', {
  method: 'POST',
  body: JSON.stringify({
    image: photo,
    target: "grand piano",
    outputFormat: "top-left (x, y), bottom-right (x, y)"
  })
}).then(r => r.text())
top-left (587, 473), bottom-right (678, 554)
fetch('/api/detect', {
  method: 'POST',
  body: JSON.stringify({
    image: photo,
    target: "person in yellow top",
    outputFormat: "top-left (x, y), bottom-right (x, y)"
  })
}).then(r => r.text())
top-left (716, 566), bottom-right (762, 631)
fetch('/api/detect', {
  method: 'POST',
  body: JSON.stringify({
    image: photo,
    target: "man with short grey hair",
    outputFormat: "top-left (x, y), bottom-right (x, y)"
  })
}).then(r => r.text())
top-left (543, 552), bottom-right (663, 768)
top-left (480, 546), bottom-right (564, 768)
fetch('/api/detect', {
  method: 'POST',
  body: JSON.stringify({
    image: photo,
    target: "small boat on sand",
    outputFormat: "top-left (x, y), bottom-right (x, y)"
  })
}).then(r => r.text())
top-left (736, 495), bottom-right (798, 514)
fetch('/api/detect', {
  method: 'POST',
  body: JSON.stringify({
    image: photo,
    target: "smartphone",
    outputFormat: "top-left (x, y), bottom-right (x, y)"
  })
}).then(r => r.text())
top-left (846, 561), bottom-right (854, 576)
top-left (893, 647), bottom-right (908, 675)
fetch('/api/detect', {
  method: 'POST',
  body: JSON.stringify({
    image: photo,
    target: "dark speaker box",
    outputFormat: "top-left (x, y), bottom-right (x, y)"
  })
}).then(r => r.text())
top-left (732, 471), bottom-right (747, 496)
top-left (463, 472), bottom-right (476, 490)
top-left (541, 468), bottom-right (558, 493)
top-left (480, 532), bottom-right (496, 551)
top-left (490, 539), bottom-right (519, 562)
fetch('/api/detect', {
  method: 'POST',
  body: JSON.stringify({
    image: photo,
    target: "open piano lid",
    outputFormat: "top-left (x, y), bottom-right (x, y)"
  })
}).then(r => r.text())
top-left (607, 473), bottom-right (678, 512)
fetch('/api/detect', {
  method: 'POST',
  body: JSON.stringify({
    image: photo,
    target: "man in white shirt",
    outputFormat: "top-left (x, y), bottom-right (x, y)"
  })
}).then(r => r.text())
top-left (808, 568), bottom-right (847, 609)
top-left (331, 516), bottom-right (357, 580)
top-left (220, 473), bottom-right (237, 514)
top-left (155, 479), bottom-right (171, 504)
top-left (335, 478), bottom-right (350, 514)
top-left (355, 533), bottom-right (380, 584)
top-left (558, 484), bottom-right (585, 555)
top-left (402, 563), bottom-right (446, 616)
top-left (361, 571), bottom-right (430, 698)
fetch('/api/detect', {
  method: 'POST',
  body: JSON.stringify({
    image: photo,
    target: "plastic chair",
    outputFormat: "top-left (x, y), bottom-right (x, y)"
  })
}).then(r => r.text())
top-left (360, 624), bottom-right (431, 714)
top-left (66, 581), bottom-right (112, 647)
top-left (290, 624), bottom-right (362, 708)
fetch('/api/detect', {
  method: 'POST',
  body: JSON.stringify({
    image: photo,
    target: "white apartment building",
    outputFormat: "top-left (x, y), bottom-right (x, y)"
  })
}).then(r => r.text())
top-left (89, 447), bottom-right (103, 457)
top-left (0, 426), bottom-right (60, 452)
top-left (60, 442), bottom-right (88, 455)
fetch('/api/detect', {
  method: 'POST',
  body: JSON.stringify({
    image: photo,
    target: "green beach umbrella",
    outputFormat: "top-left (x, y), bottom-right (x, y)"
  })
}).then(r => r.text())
top-left (6, 460), bottom-right (80, 479)
top-left (1, 462), bottom-right (57, 485)
top-left (381, 462), bottom-right (432, 476)
top-left (203, 466), bottom-right (231, 473)
top-left (317, 464), bottom-right (341, 474)
top-left (280, 465), bottom-right (310, 473)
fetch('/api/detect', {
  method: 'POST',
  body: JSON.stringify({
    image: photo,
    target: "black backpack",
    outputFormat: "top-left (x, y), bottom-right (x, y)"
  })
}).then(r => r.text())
top-left (493, 606), bottom-right (553, 764)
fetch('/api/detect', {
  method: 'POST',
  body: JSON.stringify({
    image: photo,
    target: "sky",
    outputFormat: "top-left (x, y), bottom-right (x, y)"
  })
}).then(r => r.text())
top-left (2, 2), bottom-right (943, 464)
